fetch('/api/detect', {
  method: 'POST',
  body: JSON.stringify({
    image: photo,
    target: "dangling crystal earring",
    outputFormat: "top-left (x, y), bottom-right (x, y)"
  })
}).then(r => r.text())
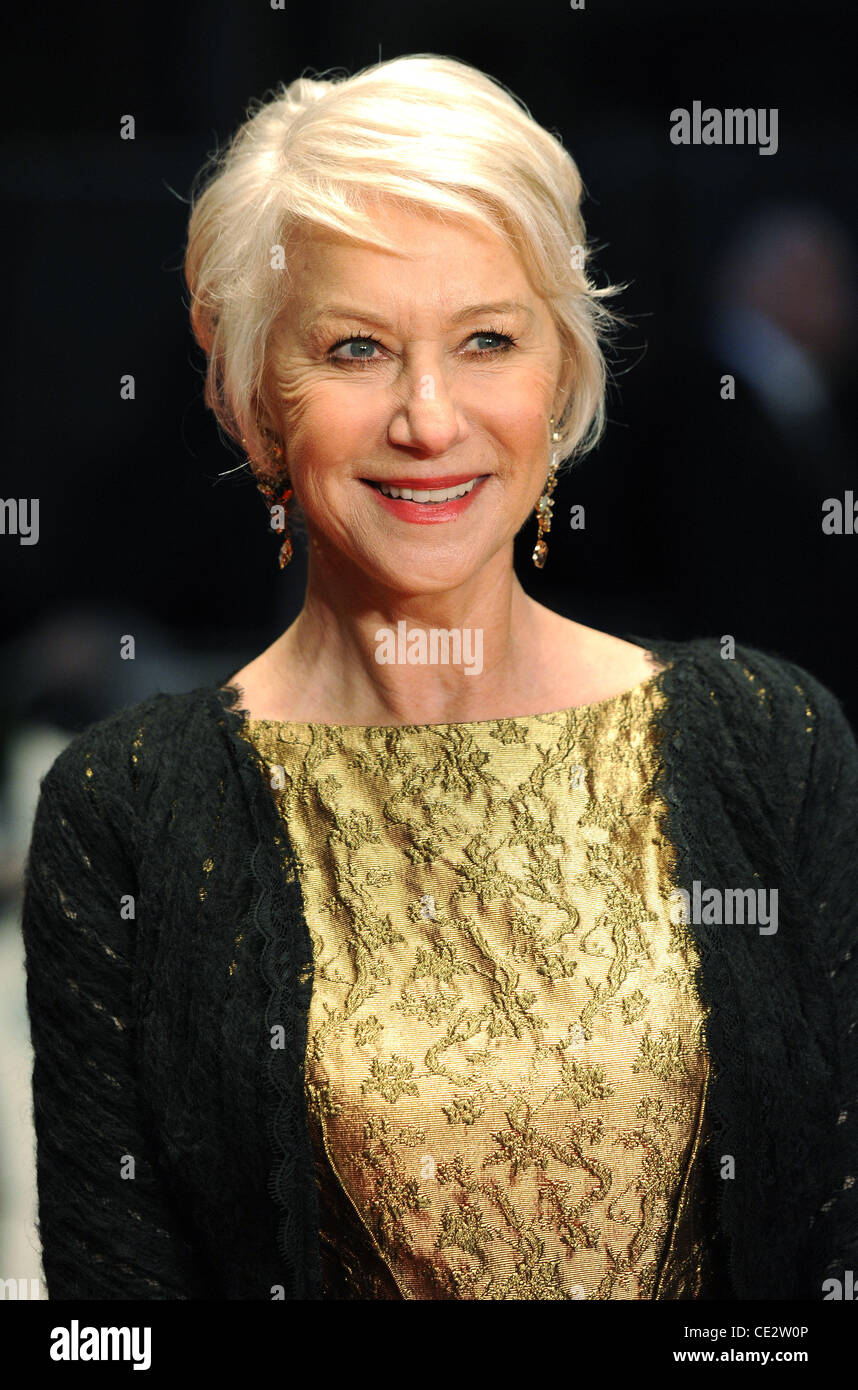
top-left (242, 434), bottom-right (294, 568)
top-left (532, 416), bottom-right (562, 569)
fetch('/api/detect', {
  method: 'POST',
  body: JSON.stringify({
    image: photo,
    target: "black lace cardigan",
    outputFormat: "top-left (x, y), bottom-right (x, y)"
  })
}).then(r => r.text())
top-left (20, 634), bottom-right (858, 1299)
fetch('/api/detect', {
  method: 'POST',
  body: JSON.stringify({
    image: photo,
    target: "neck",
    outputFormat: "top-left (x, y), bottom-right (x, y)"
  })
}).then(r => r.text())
top-left (270, 540), bottom-right (548, 726)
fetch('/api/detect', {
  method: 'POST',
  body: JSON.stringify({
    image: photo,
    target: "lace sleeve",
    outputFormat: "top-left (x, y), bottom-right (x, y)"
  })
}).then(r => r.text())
top-left (21, 739), bottom-right (216, 1299)
top-left (790, 670), bottom-right (858, 1294)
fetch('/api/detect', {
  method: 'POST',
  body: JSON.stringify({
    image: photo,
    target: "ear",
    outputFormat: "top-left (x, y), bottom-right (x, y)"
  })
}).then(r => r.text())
top-left (248, 385), bottom-right (280, 444)
top-left (240, 430), bottom-right (280, 494)
top-left (554, 352), bottom-right (576, 428)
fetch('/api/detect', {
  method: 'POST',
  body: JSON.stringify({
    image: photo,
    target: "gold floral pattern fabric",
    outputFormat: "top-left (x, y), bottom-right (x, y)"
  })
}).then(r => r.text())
top-left (239, 673), bottom-right (713, 1299)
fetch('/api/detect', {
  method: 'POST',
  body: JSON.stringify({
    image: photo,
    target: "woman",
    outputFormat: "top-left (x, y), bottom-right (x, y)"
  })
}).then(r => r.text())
top-left (22, 54), bottom-right (857, 1301)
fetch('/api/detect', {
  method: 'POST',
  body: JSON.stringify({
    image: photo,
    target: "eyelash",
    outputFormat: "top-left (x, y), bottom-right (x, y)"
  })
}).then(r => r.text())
top-left (326, 325), bottom-right (520, 366)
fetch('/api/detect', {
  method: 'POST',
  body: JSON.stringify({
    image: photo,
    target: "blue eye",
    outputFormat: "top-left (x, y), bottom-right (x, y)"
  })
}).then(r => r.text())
top-left (330, 333), bottom-right (380, 361)
top-left (467, 331), bottom-right (516, 353)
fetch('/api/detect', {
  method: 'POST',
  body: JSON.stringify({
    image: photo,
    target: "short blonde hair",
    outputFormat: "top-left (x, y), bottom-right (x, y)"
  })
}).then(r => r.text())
top-left (185, 53), bottom-right (621, 476)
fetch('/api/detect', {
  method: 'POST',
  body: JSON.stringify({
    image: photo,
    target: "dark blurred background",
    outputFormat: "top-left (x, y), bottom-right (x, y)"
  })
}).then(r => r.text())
top-left (1, 0), bottom-right (856, 745)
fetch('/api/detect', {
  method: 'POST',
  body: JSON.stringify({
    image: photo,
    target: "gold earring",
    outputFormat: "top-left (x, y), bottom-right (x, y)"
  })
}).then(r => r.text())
top-left (242, 434), bottom-right (294, 569)
top-left (532, 416), bottom-right (561, 569)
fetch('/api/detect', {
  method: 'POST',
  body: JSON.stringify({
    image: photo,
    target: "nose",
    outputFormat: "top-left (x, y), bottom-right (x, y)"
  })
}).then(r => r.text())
top-left (387, 357), bottom-right (463, 455)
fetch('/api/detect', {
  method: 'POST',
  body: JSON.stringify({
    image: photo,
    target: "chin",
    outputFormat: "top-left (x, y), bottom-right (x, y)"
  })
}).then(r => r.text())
top-left (362, 546), bottom-right (492, 596)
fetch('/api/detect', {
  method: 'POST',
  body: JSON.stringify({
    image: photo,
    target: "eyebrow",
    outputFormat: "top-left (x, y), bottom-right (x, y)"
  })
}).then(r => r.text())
top-left (303, 300), bottom-right (535, 333)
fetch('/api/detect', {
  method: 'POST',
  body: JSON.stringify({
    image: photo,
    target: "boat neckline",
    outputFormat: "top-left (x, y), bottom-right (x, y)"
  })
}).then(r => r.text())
top-left (224, 660), bottom-right (671, 733)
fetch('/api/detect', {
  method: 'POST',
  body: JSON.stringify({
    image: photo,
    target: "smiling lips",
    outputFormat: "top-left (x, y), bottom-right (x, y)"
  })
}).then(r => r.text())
top-left (361, 472), bottom-right (490, 523)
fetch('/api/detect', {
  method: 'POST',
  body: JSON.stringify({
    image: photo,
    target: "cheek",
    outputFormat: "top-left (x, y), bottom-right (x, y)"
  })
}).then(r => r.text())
top-left (483, 367), bottom-right (556, 441)
top-left (268, 379), bottom-right (347, 492)
top-left (496, 409), bottom-right (553, 485)
top-left (284, 421), bottom-right (368, 524)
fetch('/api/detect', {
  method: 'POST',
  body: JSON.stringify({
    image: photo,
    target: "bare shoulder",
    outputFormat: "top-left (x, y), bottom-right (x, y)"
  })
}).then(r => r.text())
top-left (225, 647), bottom-right (289, 717)
top-left (532, 611), bottom-right (666, 703)
top-left (572, 621), bottom-right (665, 679)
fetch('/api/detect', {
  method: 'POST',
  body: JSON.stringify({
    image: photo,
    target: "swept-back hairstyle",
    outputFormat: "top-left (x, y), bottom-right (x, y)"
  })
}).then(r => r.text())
top-left (186, 53), bottom-right (621, 478)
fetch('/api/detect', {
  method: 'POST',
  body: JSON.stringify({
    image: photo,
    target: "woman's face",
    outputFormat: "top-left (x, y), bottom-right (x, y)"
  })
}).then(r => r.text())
top-left (262, 199), bottom-right (570, 595)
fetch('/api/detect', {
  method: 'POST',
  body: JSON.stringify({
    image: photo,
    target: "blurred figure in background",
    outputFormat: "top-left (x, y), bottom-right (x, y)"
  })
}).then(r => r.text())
top-left (709, 204), bottom-right (855, 476)
top-left (658, 203), bottom-right (857, 720)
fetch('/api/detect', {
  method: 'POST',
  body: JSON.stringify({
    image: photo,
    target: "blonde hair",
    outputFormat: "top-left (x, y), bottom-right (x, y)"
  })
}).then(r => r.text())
top-left (185, 53), bottom-right (621, 477)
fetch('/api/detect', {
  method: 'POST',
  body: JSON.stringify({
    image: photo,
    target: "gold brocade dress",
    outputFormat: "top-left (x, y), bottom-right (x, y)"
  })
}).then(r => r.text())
top-left (237, 674), bottom-right (714, 1300)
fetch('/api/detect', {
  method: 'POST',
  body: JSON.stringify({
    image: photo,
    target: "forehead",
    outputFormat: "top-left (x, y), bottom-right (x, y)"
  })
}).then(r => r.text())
top-left (289, 203), bottom-right (537, 318)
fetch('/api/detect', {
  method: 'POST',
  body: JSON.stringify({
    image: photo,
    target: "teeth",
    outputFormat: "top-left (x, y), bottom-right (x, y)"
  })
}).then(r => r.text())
top-left (374, 477), bottom-right (481, 502)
